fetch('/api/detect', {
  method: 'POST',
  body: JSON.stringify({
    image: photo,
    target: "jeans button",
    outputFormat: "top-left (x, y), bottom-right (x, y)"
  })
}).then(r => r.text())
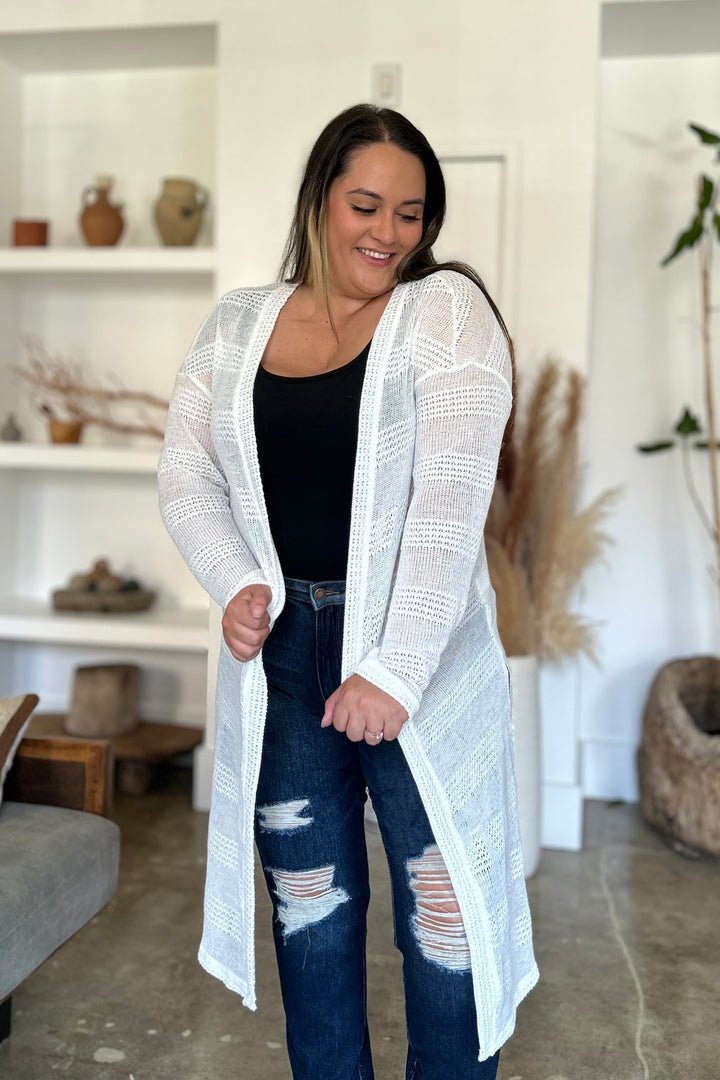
top-left (314, 587), bottom-right (326, 600)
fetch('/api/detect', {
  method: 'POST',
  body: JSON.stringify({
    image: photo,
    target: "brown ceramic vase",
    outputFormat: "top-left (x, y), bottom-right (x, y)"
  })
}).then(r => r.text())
top-left (154, 178), bottom-right (209, 246)
top-left (79, 175), bottom-right (124, 246)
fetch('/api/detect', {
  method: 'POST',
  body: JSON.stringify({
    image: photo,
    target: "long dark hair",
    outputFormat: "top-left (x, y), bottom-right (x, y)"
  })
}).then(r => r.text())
top-left (280, 104), bottom-right (516, 470)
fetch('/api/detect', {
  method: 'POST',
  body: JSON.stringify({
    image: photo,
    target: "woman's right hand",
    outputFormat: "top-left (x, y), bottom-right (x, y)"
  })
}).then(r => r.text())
top-left (222, 583), bottom-right (273, 662)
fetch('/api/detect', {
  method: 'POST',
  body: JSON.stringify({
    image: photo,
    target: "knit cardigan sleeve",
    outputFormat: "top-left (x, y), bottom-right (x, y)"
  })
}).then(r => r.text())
top-left (353, 271), bottom-right (513, 720)
top-left (158, 303), bottom-right (270, 610)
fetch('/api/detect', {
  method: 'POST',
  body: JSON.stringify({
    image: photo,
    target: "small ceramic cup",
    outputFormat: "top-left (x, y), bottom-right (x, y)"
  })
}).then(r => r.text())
top-left (13, 220), bottom-right (49, 246)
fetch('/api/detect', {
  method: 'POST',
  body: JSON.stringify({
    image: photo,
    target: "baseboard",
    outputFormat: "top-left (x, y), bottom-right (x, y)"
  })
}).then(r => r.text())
top-left (192, 742), bottom-right (214, 812)
top-left (541, 782), bottom-right (583, 850)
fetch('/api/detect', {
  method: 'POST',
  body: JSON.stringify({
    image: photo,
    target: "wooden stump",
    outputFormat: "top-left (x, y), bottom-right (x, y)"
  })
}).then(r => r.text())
top-left (64, 664), bottom-right (140, 738)
top-left (638, 656), bottom-right (720, 857)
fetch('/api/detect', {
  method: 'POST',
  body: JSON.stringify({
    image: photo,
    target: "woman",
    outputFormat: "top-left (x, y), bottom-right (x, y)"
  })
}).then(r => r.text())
top-left (158, 104), bottom-right (538, 1079)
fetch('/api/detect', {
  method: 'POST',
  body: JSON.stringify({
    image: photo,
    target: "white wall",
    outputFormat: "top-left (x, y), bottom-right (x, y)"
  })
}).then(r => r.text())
top-left (215, 0), bottom-right (600, 373)
top-left (209, 0), bottom-right (602, 842)
top-left (581, 50), bottom-right (720, 800)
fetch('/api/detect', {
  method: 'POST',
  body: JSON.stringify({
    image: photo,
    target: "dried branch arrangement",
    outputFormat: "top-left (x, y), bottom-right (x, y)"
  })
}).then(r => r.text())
top-left (15, 337), bottom-right (169, 440)
top-left (486, 356), bottom-right (617, 662)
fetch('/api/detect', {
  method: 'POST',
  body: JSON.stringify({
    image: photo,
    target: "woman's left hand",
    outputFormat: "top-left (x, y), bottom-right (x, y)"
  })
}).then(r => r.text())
top-left (321, 674), bottom-right (408, 744)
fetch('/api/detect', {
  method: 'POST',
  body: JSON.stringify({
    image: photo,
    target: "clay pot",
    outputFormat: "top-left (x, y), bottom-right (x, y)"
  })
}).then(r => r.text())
top-left (79, 174), bottom-right (124, 246)
top-left (13, 220), bottom-right (49, 246)
top-left (154, 177), bottom-right (209, 246)
top-left (49, 419), bottom-right (83, 444)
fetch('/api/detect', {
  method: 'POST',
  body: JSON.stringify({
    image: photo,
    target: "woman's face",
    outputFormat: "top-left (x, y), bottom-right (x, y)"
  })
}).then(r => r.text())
top-left (324, 142), bottom-right (426, 301)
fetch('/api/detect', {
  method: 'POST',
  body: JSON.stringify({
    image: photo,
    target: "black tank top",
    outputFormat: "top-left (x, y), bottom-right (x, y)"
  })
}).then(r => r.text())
top-left (252, 341), bottom-right (370, 580)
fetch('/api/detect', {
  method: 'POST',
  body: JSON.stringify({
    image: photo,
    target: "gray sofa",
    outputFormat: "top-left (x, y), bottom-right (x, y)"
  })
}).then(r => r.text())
top-left (0, 696), bottom-right (120, 1041)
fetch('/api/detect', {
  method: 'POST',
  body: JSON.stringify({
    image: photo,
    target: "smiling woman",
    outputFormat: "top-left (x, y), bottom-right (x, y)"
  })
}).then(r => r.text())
top-left (158, 103), bottom-right (538, 1080)
top-left (260, 141), bottom-right (426, 377)
top-left (325, 143), bottom-right (425, 299)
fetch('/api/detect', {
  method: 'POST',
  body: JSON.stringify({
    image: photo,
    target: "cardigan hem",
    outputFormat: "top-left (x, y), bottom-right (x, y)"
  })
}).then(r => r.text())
top-left (399, 720), bottom-right (538, 1057)
top-left (478, 962), bottom-right (540, 1061)
top-left (198, 946), bottom-right (257, 1011)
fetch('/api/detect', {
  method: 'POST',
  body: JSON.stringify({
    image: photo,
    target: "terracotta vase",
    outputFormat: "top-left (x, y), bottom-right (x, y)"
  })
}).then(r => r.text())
top-left (154, 177), bottom-right (209, 246)
top-left (49, 419), bottom-right (83, 444)
top-left (79, 175), bottom-right (124, 246)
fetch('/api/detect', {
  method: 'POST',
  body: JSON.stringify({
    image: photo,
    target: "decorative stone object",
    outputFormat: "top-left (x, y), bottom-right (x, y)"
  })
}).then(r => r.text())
top-left (52, 558), bottom-right (155, 613)
top-left (12, 219), bottom-right (48, 246)
top-left (79, 174), bottom-right (124, 246)
top-left (638, 656), bottom-right (720, 857)
top-left (154, 177), bottom-right (208, 246)
top-left (64, 663), bottom-right (140, 737)
top-left (1, 414), bottom-right (22, 441)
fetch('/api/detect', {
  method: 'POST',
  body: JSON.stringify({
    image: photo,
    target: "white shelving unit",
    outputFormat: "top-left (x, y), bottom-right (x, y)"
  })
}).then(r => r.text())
top-left (0, 598), bottom-right (208, 652)
top-left (0, 443), bottom-right (161, 473)
top-left (0, 20), bottom-right (218, 752)
top-left (0, 248), bottom-right (218, 274)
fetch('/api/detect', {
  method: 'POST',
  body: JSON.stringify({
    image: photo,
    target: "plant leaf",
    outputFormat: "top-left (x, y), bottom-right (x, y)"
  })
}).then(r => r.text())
top-left (676, 407), bottom-right (702, 435)
top-left (699, 175), bottom-right (714, 212)
top-left (693, 440), bottom-right (720, 450)
top-left (689, 122), bottom-right (720, 144)
top-left (637, 440), bottom-right (676, 453)
top-left (714, 214), bottom-right (720, 242)
top-left (661, 212), bottom-right (704, 265)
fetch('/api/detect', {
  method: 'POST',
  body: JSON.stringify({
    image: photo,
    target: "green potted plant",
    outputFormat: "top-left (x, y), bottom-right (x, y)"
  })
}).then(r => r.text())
top-left (635, 122), bottom-right (720, 856)
top-left (638, 123), bottom-right (720, 588)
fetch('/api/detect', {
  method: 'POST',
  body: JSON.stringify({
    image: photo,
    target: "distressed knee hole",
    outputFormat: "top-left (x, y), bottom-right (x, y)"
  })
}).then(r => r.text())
top-left (256, 798), bottom-right (313, 833)
top-left (269, 865), bottom-right (349, 938)
top-left (407, 844), bottom-right (471, 972)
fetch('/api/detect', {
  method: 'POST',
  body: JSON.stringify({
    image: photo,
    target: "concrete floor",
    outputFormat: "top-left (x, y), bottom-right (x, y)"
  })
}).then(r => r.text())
top-left (1, 769), bottom-right (718, 1080)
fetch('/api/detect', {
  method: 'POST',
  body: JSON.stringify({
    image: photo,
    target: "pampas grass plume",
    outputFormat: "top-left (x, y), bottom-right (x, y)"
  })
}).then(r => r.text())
top-left (488, 357), bottom-right (616, 663)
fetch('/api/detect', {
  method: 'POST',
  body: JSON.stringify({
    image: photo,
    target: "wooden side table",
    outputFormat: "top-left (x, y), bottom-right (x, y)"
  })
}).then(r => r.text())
top-left (28, 714), bottom-right (204, 795)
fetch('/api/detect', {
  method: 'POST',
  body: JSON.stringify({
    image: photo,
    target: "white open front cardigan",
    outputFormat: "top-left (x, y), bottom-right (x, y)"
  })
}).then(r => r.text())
top-left (158, 269), bottom-right (539, 1061)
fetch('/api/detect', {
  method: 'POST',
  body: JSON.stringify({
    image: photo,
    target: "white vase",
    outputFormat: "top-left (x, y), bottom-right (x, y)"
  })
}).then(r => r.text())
top-left (508, 654), bottom-right (541, 877)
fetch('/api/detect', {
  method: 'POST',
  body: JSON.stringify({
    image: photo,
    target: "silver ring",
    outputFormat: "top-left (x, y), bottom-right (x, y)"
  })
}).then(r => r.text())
top-left (367, 730), bottom-right (384, 741)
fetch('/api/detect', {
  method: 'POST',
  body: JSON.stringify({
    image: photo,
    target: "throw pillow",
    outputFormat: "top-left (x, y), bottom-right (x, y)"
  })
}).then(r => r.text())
top-left (0, 694), bottom-right (39, 807)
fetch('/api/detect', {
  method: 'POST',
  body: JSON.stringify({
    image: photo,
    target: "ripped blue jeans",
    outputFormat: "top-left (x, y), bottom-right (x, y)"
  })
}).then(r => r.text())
top-left (254, 577), bottom-right (501, 1080)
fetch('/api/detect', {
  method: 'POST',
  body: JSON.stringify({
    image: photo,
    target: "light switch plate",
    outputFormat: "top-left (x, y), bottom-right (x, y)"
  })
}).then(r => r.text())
top-left (371, 63), bottom-right (402, 107)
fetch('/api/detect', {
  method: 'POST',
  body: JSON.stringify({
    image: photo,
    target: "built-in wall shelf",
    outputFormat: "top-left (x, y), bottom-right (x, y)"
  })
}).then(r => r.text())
top-left (0, 248), bottom-right (217, 275)
top-left (0, 24), bottom-right (216, 73)
top-left (0, 598), bottom-right (209, 652)
top-left (0, 14), bottom-right (221, 769)
top-left (0, 443), bottom-right (161, 474)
